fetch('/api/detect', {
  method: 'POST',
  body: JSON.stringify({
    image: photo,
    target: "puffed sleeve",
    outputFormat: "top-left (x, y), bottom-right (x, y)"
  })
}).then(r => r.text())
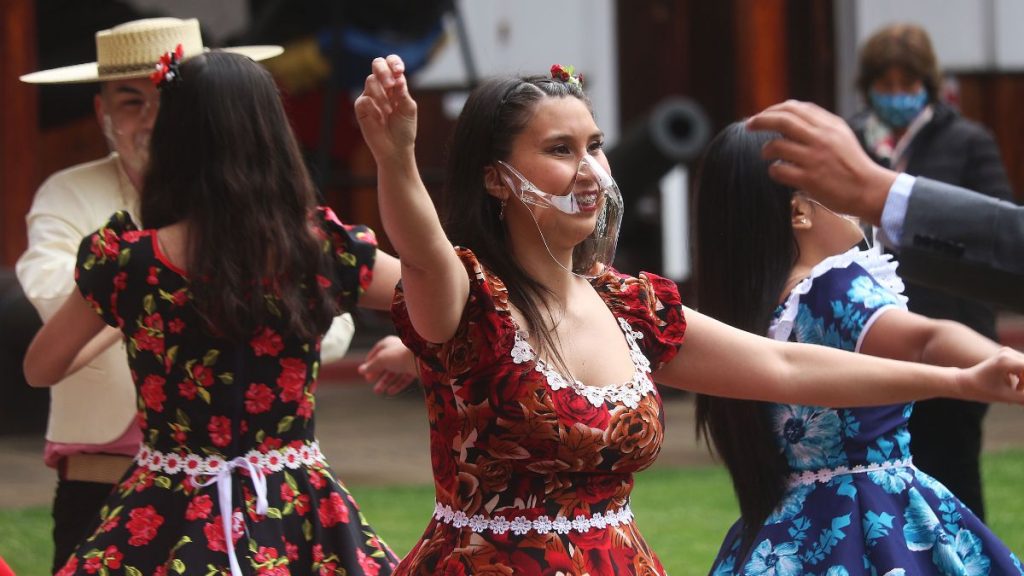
top-left (391, 247), bottom-right (514, 377)
top-left (75, 211), bottom-right (139, 327)
top-left (799, 263), bottom-right (907, 353)
top-left (312, 206), bottom-right (378, 312)
top-left (599, 270), bottom-right (686, 371)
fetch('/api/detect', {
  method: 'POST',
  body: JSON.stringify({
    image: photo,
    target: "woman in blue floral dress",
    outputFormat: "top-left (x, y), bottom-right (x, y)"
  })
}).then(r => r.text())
top-left (694, 122), bottom-right (1023, 575)
top-left (24, 52), bottom-right (400, 575)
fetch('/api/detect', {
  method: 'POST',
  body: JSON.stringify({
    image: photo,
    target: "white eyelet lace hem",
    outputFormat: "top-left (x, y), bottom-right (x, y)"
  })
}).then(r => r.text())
top-left (787, 457), bottom-right (915, 487)
top-left (512, 317), bottom-right (654, 409)
top-left (432, 501), bottom-right (634, 535)
top-left (135, 441), bottom-right (326, 476)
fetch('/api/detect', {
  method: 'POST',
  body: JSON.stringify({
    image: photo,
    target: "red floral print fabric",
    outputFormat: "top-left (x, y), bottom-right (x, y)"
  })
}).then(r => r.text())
top-left (58, 209), bottom-right (397, 575)
top-left (391, 248), bottom-right (686, 575)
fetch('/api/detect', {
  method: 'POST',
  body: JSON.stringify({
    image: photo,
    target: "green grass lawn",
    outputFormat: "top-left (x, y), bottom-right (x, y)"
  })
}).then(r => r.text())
top-left (3, 450), bottom-right (1022, 575)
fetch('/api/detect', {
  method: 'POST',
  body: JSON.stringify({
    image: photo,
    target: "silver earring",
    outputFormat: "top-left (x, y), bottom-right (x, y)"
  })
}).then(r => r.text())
top-left (499, 198), bottom-right (507, 220)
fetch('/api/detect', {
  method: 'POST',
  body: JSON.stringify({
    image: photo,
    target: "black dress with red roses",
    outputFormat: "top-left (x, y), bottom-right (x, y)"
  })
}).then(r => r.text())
top-left (390, 249), bottom-right (687, 576)
top-left (57, 209), bottom-right (397, 576)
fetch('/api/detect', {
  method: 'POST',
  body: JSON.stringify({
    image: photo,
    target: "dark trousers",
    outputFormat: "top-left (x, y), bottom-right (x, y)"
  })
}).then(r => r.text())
top-left (52, 479), bottom-right (117, 574)
top-left (908, 398), bottom-right (989, 521)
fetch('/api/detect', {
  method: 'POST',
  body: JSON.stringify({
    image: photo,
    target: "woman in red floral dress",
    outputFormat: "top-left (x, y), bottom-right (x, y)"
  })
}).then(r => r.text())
top-left (25, 52), bottom-right (401, 575)
top-left (353, 55), bottom-right (1024, 575)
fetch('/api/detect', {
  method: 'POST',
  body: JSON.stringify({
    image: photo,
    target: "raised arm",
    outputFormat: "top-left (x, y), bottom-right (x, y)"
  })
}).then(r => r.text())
top-left (354, 55), bottom-right (468, 343)
top-left (654, 306), bottom-right (1024, 407)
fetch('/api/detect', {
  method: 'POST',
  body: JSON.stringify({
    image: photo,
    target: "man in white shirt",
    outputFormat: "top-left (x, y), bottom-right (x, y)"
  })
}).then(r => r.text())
top-left (18, 18), bottom-right (356, 571)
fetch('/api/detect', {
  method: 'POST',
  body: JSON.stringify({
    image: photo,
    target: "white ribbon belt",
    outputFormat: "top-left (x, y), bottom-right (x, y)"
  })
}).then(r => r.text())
top-left (133, 442), bottom-right (325, 576)
top-left (787, 457), bottom-right (915, 487)
top-left (196, 457), bottom-right (269, 576)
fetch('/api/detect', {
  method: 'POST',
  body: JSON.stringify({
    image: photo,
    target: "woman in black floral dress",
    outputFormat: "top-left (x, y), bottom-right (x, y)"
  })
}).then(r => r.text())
top-left (25, 51), bottom-right (401, 575)
top-left (353, 55), bottom-right (1024, 575)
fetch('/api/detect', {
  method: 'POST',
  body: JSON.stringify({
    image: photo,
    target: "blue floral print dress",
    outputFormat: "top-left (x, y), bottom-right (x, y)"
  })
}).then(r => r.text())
top-left (57, 209), bottom-right (397, 576)
top-left (708, 247), bottom-right (1023, 576)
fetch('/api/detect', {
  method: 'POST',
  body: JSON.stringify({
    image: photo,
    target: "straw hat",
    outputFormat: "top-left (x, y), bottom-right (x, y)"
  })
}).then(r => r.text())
top-left (20, 17), bottom-right (283, 84)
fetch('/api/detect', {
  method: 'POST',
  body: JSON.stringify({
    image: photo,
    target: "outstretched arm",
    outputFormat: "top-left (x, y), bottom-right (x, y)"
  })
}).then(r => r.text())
top-left (24, 291), bottom-right (118, 387)
top-left (354, 55), bottom-right (468, 343)
top-left (654, 306), bottom-right (1024, 407)
top-left (860, 309), bottom-right (1000, 369)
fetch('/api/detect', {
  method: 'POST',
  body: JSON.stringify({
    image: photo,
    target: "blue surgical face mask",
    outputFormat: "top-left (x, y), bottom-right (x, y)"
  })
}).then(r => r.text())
top-left (869, 87), bottom-right (928, 129)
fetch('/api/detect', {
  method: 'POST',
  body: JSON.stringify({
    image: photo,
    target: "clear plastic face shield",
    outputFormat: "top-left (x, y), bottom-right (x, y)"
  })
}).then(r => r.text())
top-left (100, 83), bottom-right (160, 174)
top-left (497, 154), bottom-right (624, 278)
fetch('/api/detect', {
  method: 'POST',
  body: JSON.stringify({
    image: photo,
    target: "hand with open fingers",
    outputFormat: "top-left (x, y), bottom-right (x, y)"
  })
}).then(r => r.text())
top-left (746, 100), bottom-right (895, 225)
top-left (359, 335), bottom-right (418, 396)
top-left (354, 54), bottom-right (418, 163)
top-left (957, 347), bottom-right (1024, 405)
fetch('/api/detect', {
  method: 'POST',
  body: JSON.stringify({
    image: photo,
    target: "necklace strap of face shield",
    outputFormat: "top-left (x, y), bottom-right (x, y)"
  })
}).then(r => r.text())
top-left (801, 194), bottom-right (872, 248)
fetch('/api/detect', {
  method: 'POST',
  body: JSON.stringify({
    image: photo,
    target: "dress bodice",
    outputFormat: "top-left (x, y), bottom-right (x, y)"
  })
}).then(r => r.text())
top-left (767, 247), bottom-right (910, 473)
top-left (76, 209), bottom-right (376, 456)
top-left (392, 248), bottom-right (687, 575)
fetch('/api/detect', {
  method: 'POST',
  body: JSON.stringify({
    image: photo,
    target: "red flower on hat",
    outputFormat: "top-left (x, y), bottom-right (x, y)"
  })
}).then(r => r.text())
top-left (151, 44), bottom-right (184, 88)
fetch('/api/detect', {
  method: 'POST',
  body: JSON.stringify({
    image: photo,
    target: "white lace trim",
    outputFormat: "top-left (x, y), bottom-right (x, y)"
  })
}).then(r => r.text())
top-left (135, 441), bottom-right (326, 476)
top-left (769, 245), bottom-right (909, 343)
top-left (432, 501), bottom-right (634, 535)
top-left (787, 457), bottom-right (915, 487)
top-left (511, 317), bottom-right (653, 408)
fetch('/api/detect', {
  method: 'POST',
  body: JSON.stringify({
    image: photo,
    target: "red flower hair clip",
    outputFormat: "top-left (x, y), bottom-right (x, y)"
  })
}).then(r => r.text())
top-left (151, 44), bottom-right (184, 89)
top-left (550, 64), bottom-right (583, 87)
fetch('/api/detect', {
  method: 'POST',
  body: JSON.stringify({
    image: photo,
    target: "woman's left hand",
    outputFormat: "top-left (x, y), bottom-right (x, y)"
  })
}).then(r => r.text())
top-left (359, 335), bottom-right (418, 396)
top-left (955, 347), bottom-right (1024, 404)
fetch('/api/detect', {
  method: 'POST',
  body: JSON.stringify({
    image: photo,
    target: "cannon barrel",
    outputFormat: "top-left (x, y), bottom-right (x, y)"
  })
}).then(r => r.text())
top-left (607, 96), bottom-right (711, 194)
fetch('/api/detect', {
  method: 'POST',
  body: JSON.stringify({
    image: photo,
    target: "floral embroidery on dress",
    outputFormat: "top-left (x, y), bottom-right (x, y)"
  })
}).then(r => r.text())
top-left (512, 317), bottom-right (655, 409)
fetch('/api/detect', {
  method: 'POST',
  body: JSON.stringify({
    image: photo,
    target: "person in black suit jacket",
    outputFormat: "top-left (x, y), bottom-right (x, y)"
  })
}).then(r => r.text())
top-left (845, 23), bottom-right (1016, 520)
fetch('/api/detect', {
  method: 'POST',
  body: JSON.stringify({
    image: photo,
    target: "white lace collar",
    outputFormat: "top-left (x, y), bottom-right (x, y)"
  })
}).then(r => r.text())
top-left (510, 317), bottom-right (654, 409)
top-left (769, 245), bottom-right (908, 343)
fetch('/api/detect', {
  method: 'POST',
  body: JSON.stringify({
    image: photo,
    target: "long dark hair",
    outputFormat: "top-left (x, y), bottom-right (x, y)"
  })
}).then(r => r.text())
top-left (693, 122), bottom-right (799, 554)
top-left (142, 52), bottom-right (337, 341)
top-left (443, 76), bottom-right (592, 368)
